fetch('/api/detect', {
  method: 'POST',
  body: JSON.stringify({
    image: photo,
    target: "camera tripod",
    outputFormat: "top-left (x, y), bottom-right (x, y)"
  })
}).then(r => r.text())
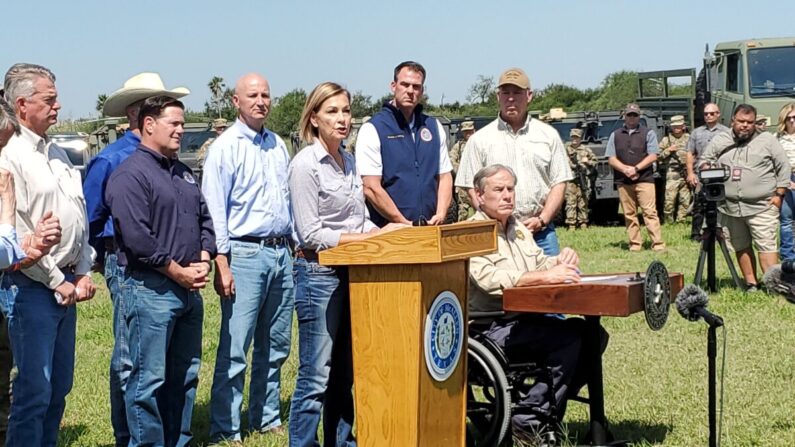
top-left (693, 200), bottom-right (744, 292)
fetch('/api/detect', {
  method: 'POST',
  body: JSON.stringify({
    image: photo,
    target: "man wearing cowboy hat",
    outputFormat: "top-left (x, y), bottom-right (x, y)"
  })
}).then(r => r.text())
top-left (658, 115), bottom-right (691, 223)
top-left (456, 67), bottom-right (572, 255)
top-left (83, 72), bottom-right (188, 447)
top-left (196, 117), bottom-right (228, 173)
top-left (450, 120), bottom-right (475, 221)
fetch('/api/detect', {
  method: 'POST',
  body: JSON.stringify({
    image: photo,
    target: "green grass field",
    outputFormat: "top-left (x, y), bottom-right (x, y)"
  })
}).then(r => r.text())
top-left (59, 223), bottom-right (795, 446)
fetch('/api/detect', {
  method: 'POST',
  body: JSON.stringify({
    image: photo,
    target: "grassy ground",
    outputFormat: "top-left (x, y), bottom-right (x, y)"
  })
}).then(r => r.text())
top-left (59, 223), bottom-right (795, 446)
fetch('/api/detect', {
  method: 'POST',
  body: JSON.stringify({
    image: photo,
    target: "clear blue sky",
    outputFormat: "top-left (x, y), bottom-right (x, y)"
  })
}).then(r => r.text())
top-left (2, 0), bottom-right (792, 119)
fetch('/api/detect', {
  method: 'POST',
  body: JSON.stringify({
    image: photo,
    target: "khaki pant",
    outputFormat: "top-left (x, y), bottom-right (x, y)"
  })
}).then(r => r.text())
top-left (618, 182), bottom-right (665, 250)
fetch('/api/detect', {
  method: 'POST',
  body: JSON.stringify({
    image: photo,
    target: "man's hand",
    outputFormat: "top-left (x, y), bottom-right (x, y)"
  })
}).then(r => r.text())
top-left (173, 264), bottom-right (208, 291)
top-left (214, 255), bottom-right (235, 298)
top-left (522, 216), bottom-right (543, 232)
top-left (769, 195), bottom-right (784, 209)
top-left (54, 280), bottom-right (77, 307)
top-left (75, 274), bottom-right (96, 302)
top-left (543, 263), bottom-right (581, 285)
top-left (427, 213), bottom-right (446, 226)
top-left (0, 169), bottom-right (15, 226)
top-left (557, 247), bottom-right (579, 266)
top-left (33, 211), bottom-right (61, 254)
top-left (687, 173), bottom-right (699, 188)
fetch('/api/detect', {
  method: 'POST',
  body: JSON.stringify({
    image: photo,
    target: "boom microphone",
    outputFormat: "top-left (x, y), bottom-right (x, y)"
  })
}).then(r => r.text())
top-left (762, 264), bottom-right (795, 304)
top-left (675, 284), bottom-right (724, 327)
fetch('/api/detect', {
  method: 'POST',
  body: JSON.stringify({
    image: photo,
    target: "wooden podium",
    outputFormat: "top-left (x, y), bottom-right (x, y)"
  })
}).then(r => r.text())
top-left (319, 221), bottom-right (497, 447)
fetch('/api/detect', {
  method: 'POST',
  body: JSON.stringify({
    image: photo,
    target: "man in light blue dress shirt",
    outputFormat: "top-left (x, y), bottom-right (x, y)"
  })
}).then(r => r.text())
top-left (202, 73), bottom-right (294, 442)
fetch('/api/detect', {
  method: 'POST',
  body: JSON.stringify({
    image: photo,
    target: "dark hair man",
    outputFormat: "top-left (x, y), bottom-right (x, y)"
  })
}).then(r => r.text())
top-left (699, 104), bottom-right (790, 291)
top-left (106, 95), bottom-right (216, 446)
top-left (356, 61), bottom-right (454, 226)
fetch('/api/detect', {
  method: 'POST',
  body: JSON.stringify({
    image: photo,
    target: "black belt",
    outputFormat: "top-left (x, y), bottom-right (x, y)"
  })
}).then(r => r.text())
top-left (231, 235), bottom-right (290, 246)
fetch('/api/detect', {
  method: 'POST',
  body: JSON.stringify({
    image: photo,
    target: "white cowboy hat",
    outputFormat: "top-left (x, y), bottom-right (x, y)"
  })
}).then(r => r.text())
top-left (103, 72), bottom-right (190, 117)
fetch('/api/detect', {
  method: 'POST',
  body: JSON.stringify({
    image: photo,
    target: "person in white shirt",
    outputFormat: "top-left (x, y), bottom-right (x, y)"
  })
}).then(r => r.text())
top-left (0, 63), bottom-right (95, 447)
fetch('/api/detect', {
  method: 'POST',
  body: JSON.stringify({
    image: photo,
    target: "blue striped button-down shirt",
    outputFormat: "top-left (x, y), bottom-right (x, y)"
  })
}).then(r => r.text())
top-left (201, 118), bottom-right (292, 254)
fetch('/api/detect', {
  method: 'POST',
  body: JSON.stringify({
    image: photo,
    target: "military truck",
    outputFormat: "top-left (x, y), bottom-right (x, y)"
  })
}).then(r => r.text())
top-left (701, 37), bottom-right (795, 130)
top-left (539, 109), bottom-right (666, 224)
top-left (88, 119), bottom-right (219, 177)
top-left (50, 132), bottom-right (93, 179)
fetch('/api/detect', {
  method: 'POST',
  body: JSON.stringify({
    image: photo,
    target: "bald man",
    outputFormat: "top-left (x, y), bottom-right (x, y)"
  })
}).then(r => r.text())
top-left (202, 73), bottom-right (294, 442)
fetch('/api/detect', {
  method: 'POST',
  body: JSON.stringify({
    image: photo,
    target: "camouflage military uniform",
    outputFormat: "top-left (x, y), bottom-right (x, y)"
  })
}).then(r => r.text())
top-left (449, 138), bottom-right (472, 221)
top-left (196, 136), bottom-right (216, 171)
top-left (564, 142), bottom-right (597, 228)
top-left (658, 133), bottom-right (692, 223)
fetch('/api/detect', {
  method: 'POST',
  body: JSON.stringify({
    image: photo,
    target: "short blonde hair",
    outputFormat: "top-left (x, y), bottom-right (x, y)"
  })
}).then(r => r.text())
top-left (298, 82), bottom-right (350, 145)
top-left (777, 102), bottom-right (795, 136)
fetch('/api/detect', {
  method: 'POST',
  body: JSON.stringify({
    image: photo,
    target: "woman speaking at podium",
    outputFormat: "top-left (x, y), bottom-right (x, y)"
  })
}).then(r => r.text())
top-left (287, 82), bottom-right (405, 447)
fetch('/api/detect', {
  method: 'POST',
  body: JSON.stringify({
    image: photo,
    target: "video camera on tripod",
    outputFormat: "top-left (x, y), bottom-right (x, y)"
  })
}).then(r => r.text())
top-left (694, 163), bottom-right (744, 292)
top-left (698, 164), bottom-right (730, 202)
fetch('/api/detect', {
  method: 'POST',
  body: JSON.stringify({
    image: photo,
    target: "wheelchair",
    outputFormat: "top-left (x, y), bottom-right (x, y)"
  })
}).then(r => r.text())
top-left (465, 311), bottom-right (568, 447)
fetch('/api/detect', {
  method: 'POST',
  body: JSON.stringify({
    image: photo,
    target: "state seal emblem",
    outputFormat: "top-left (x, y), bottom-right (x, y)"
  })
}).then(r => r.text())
top-left (424, 291), bottom-right (464, 382)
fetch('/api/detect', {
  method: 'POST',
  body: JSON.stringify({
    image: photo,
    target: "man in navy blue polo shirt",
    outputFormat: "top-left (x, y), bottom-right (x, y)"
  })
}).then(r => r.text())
top-left (356, 61), bottom-right (453, 226)
top-left (106, 96), bottom-right (216, 447)
top-left (83, 72), bottom-right (188, 447)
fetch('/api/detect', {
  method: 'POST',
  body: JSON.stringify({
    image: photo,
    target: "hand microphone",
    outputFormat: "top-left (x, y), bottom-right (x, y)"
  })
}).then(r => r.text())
top-left (675, 284), bottom-right (724, 327)
top-left (762, 264), bottom-right (795, 304)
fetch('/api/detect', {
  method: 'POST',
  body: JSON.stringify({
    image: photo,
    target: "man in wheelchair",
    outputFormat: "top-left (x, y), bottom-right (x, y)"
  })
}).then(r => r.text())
top-left (466, 164), bottom-right (609, 443)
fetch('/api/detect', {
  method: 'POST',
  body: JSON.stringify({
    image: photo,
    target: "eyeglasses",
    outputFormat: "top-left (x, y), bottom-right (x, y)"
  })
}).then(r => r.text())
top-left (786, 115), bottom-right (795, 122)
top-left (625, 113), bottom-right (639, 117)
top-left (704, 112), bottom-right (719, 116)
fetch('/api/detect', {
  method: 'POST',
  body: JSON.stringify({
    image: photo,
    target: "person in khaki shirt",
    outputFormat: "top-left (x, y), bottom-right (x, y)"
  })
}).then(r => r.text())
top-left (467, 163), bottom-right (607, 443)
top-left (699, 104), bottom-right (790, 291)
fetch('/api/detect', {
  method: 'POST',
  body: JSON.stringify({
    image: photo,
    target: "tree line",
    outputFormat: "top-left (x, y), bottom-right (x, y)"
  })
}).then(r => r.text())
top-left (85, 70), bottom-right (653, 138)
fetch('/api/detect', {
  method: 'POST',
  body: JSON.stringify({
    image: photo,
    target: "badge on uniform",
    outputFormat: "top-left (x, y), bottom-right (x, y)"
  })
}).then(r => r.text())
top-left (183, 172), bottom-right (196, 184)
top-left (420, 128), bottom-right (433, 142)
top-left (516, 229), bottom-right (525, 240)
top-left (731, 167), bottom-right (742, 182)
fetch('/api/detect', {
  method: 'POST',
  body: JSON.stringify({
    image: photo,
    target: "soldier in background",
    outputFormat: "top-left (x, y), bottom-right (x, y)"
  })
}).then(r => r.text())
top-left (658, 115), bottom-right (691, 223)
top-left (196, 117), bottom-right (228, 169)
top-left (450, 120), bottom-right (475, 221)
top-left (756, 114), bottom-right (769, 133)
top-left (344, 115), bottom-right (370, 154)
top-left (564, 128), bottom-right (596, 229)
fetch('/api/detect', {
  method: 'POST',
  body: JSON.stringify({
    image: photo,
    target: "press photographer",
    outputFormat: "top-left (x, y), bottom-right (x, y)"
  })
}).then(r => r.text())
top-left (698, 104), bottom-right (790, 291)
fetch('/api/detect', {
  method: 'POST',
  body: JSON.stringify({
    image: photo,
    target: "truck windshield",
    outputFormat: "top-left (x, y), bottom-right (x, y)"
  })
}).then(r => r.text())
top-left (748, 47), bottom-right (795, 98)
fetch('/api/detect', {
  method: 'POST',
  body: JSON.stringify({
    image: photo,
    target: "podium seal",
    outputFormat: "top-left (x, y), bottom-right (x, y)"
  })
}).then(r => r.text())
top-left (424, 291), bottom-right (464, 382)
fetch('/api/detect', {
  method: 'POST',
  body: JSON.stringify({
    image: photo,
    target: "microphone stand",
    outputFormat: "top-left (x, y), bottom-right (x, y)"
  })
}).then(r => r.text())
top-left (708, 324), bottom-right (717, 447)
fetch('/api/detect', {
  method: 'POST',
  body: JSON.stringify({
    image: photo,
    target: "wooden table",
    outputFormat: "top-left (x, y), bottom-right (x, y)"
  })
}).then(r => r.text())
top-left (503, 273), bottom-right (684, 446)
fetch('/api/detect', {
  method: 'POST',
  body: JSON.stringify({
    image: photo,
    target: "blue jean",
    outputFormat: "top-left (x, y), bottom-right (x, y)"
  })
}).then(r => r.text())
top-left (210, 241), bottom-right (294, 442)
top-left (106, 252), bottom-right (131, 446)
top-left (780, 176), bottom-right (795, 262)
top-left (533, 224), bottom-right (560, 256)
top-left (123, 269), bottom-right (203, 447)
top-left (289, 259), bottom-right (355, 447)
top-left (1, 271), bottom-right (76, 447)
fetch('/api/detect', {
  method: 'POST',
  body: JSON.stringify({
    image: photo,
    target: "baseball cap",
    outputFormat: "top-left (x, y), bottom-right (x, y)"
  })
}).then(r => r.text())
top-left (498, 68), bottom-right (530, 90)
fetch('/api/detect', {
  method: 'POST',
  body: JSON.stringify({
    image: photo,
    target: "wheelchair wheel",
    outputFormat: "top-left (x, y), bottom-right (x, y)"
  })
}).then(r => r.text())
top-left (466, 337), bottom-right (511, 447)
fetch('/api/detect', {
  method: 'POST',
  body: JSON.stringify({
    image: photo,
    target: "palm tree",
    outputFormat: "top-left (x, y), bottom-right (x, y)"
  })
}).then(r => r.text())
top-left (208, 76), bottom-right (225, 118)
top-left (96, 94), bottom-right (108, 115)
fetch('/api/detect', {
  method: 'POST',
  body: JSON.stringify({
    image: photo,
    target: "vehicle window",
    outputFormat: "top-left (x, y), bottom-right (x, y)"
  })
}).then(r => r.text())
top-left (180, 130), bottom-right (214, 155)
top-left (597, 118), bottom-right (648, 141)
top-left (748, 47), bottom-right (795, 97)
top-left (726, 53), bottom-right (744, 93)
